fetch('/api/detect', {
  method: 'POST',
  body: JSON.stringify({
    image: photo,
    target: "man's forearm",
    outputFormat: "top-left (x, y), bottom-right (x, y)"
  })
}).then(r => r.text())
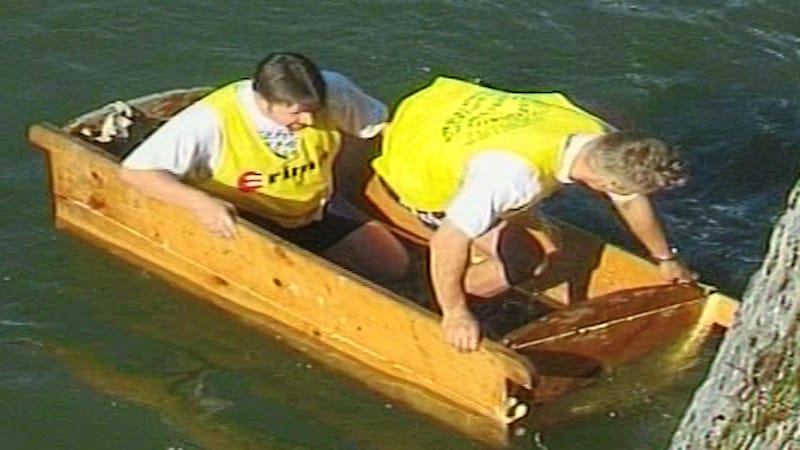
top-left (118, 168), bottom-right (213, 212)
top-left (429, 222), bottom-right (472, 315)
top-left (615, 195), bottom-right (672, 259)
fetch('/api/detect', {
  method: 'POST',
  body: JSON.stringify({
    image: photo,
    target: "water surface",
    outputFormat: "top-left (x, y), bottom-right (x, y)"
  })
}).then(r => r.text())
top-left (3, 1), bottom-right (799, 449)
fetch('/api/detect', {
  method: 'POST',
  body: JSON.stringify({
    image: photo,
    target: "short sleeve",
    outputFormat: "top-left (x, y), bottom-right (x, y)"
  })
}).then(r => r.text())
top-left (321, 70), bottom-right (388, 138)
top-left (445, 151), bottom-right (542, 238)
top-left (121, 103), bottom-right (220, 177)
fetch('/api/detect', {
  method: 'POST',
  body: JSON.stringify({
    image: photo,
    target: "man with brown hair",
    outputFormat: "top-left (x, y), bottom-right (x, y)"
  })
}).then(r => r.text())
top-left (372, 76), bottom-right (695, 351)
top-left (119, 52), bottom-right (408, 281)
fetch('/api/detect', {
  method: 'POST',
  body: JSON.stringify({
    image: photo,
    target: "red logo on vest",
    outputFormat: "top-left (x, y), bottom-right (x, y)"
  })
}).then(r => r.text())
top-left (236, 171), bottom-right (263, 192)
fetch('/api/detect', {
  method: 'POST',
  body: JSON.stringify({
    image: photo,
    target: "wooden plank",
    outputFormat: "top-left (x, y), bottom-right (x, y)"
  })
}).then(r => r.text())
top-left (504, 284), bottom-right (705, 345)
top-left (28, 123), bottom-right (534, 447)
top-left (698, 290), bottom-right (740, 328)
top-left (504, 284), bottom-right (708, 404)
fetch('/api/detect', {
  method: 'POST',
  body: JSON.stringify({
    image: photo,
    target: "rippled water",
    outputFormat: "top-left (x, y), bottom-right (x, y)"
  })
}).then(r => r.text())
top-left (2, 1), bottom-right (798, 449)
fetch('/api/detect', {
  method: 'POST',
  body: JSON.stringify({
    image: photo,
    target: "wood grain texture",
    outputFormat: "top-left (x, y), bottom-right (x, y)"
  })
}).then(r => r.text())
top-left (29, 123), bottom-right (533, 447)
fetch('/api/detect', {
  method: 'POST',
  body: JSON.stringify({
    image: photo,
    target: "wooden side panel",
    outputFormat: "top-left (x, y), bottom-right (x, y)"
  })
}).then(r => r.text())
top-left (29, 123), bottom-right (533, 447)
top-left (699, 290), bottom-right (740, 328)
top-left (505, 285), bottom-right (708, 403)
top-left (533, 221), bottom-right (664, 303)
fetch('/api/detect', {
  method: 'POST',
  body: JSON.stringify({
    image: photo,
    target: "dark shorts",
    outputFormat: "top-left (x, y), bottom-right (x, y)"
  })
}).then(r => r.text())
top-left (239, 200), bottom-right (366, 253)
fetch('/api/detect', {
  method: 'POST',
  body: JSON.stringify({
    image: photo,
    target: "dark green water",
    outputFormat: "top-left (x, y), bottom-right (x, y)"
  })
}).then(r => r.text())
top-left (3, 1), bottom-right (799, 449)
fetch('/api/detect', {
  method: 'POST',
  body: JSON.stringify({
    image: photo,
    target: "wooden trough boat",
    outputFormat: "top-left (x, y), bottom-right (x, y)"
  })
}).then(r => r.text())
top-left (27, 88), bottom-right (739, 448)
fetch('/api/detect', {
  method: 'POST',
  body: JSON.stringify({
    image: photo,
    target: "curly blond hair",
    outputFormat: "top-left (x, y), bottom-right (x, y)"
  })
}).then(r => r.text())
top-left (589, 131), bottom-right (688, 194)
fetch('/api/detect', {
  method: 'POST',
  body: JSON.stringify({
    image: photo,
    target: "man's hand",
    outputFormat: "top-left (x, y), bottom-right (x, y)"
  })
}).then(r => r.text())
top-left (658, 259), bottom-right (697, 284)
top-left (190, 196), bottom-right (238, 239)
top-left (441, 308), bottom-right (481, 352)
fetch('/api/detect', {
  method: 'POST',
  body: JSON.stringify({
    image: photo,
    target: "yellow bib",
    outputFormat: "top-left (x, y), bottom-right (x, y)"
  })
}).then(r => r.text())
top-left (373, 77), bottom-right (607, 211)
top-left (195, 81), bottom-right (341, 227)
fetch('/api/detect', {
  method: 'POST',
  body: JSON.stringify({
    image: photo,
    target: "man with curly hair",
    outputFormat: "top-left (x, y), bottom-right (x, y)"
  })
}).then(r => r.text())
top-left (371, 76), bottom-right (694, 351)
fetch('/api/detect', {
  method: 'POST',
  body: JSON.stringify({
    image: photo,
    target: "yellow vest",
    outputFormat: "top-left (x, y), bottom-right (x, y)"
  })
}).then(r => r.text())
top-left (373, 77), bottom-right (608, 211)
top-left (194, 81), bottom-right (341, 228)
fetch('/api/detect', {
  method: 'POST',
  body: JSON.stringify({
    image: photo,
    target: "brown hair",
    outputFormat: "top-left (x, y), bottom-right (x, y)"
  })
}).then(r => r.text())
top-left (589, 131), bottom-right (688, 194)
top-left (252, 52), bottom-right (326, 109)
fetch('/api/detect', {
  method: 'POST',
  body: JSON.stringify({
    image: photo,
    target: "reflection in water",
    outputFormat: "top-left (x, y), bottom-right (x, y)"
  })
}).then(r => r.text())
top-left (48, 344), bottom-right (272, 450)
top-left (526, 326), bottom-right (724, 440)
top-left (40, 282), bottom-right (477, 450)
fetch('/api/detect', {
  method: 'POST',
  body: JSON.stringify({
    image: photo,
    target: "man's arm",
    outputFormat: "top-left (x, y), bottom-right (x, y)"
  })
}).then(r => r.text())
top-left (118, 103), bottom-right (238, 238)
top-left (429, 151), bottom-right (541, 351)
top-left (118, 168), bottom-right (237, 239)
top-left (429, 220), bottom-right (481, 352)
top-left (321, 71), bottom-right (388, 139)
top-left (612, 194), bottom-right (695, 282)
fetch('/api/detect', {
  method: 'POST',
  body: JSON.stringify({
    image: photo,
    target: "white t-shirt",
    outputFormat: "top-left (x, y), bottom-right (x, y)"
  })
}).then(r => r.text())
top-left (122, 70), bottom-right (387, 177)
top-left (446, 143), bottom-right (639, 238)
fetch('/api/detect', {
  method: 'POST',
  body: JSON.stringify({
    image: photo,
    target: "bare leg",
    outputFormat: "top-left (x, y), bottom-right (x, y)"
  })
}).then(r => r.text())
top-left (324, 220), bottom-right (410, 281)
top-left (463, 221), bottom-right (546, 298)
